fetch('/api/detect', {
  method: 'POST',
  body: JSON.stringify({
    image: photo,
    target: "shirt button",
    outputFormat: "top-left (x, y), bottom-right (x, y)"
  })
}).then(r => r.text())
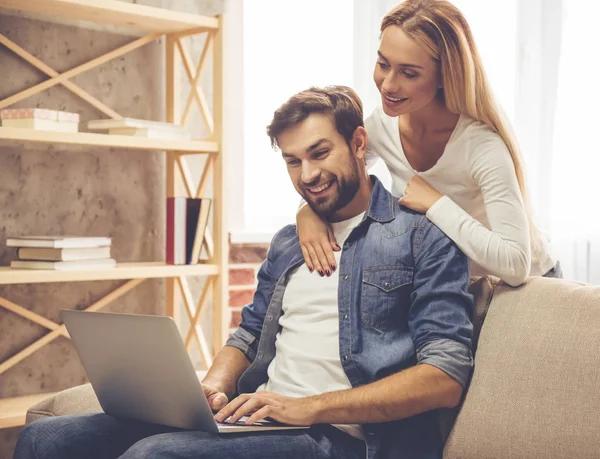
top-left (343, 275), bottom-right (349, 280)
top-left (342, 355), bottom-right (348, 361)
top-left (266, 315), bottom-right (273, 321)
top-left (384, 282), bottom-right (390, 289)
top-left (343, 314), bottom-right (348, 320)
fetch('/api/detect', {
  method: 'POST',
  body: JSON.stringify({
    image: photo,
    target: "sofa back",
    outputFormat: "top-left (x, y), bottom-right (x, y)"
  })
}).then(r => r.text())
top-left (444, 276), bottom-right (600, 459)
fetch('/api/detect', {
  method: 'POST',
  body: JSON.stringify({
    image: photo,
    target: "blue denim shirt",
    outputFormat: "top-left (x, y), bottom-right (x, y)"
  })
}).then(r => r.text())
top-left (226, 177), bottom-right (474, 459)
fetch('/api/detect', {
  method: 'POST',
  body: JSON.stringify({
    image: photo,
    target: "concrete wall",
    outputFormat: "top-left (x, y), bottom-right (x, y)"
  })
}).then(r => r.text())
top-left (0, 0), bottom-right (224, 456)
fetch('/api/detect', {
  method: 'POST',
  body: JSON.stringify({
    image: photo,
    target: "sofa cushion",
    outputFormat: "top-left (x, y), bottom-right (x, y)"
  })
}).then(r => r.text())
top-left (444, 277), bottom-right (600, 459)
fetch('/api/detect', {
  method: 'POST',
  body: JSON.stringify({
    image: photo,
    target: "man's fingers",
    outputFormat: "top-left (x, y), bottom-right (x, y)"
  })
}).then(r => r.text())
top-left (300, 245), bottom-right (314, 272)
top-left (207, 393), bottom-right (228, 411)
top-left (229, 397), bottom-right (263, 424)
top-left (245, 405), bottom-right (272, 425)
top-left (214, 393), bottom-right (251, 422)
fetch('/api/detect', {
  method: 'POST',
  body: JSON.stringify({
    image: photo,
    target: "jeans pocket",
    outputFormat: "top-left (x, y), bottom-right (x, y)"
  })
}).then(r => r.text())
top-left (361, 266), bottom-right (413, 332)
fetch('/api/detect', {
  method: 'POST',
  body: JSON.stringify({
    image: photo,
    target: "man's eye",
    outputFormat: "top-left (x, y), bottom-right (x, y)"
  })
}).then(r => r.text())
top-left (287, 160), bottom-right (300, 167)
top-left (314, 150), bottom-right (329, 158)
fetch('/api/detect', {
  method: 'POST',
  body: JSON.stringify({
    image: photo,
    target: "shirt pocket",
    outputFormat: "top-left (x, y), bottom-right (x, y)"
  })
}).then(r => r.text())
top-left (361, 266), bottom-right (413, 332)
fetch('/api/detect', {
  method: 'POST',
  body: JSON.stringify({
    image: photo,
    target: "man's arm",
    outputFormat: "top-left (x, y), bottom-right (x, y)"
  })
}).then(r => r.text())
top-left (199, 227), bottom-right (290, 409)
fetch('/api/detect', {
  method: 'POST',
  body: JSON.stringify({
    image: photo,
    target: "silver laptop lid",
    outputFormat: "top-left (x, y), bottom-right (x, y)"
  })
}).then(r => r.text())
top-left (61, 309), bottom-right (218, 433)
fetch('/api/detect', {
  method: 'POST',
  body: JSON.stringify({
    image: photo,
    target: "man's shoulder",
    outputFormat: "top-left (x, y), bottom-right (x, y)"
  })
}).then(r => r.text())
top-left (269, 224), bottom-right (300, 255)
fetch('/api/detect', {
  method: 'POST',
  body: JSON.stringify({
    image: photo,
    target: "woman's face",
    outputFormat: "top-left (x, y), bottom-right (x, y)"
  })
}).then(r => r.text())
top-left (374, 25), bottom-right (442, 117)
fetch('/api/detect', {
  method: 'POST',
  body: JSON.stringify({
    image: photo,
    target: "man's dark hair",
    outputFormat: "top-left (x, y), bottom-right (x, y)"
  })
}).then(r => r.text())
top-left (267, 85), bottom-right (364, 149)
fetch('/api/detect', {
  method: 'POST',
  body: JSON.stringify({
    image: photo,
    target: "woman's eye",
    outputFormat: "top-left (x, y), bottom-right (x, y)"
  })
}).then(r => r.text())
top-left (377, 61), bottom-right (390, 70)
top-left (403, 72), bottom-right (418, 79)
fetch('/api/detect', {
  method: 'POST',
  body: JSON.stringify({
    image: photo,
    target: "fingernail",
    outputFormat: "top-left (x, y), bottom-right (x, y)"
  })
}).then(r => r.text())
top-left (326, 270), bottom-right (331, 276)
top-left (318, 270), bottom-right (324, 276)
top-left (309, 267), bottom-right (313, 273)
top-left (331, 265), bottom-right (336, 272)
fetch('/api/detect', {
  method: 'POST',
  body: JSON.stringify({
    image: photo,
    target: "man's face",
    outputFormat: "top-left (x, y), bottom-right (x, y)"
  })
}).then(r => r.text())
top-left (278, 113), bottom-right (361, 219)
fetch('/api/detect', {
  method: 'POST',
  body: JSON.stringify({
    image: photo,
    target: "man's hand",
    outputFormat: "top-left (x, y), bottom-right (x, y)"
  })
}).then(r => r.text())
top-left (214, 391), bottom-right (319, 426)
top-left (398, 175), bottom-right (443, 214)
top-left (202, 383), bottom-right (229, 411)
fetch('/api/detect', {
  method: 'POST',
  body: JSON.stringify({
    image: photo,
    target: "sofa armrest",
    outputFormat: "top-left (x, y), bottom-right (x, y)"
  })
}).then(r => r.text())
top-left (26, 383), bottom-right (101, 425)
top-left (26, 370), bottom-right (209, 425)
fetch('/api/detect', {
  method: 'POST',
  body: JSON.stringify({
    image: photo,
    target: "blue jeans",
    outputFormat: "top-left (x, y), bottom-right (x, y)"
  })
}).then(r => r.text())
top-left (14, 413), bottom-right (365, 459)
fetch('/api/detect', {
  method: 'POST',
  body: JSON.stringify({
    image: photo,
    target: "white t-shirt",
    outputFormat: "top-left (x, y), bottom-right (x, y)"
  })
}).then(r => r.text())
top-left (365, 107), bottom-right (555, 286)
top-left (258, 212), bottom-right (366, 441)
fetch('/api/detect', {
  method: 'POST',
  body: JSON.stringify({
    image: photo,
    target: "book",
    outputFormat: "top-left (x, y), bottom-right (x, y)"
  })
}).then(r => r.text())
top-left (1, 108), bottom-right (79, 132)
top-left (107, 127), bottom-right (191, 140)
top-left (6, 236), bottom-right (112, 249)
top-left (17, 246), bottom-right (111, 261)
top-left (166, 197), bottom-right (187, 265)
top-left (191, 199), bottom-right (212, 264)
top-left (166, 198), bottom-right (212, 265)
top-left (10, 258), bottom-right (117, 271)
top-left (88, 118), bottom-right (187, 133)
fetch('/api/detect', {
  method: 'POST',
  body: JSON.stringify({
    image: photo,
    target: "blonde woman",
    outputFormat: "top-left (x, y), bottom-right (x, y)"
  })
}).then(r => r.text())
top-left (296, 0), bottom-right (560, 286)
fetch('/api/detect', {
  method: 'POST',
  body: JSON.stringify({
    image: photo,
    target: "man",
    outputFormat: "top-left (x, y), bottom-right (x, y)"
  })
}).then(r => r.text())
top-left (15, 86), bottom-right (473, 459)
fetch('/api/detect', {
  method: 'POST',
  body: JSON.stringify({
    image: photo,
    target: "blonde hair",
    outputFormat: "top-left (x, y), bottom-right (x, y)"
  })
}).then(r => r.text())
top-left (382, 0), bottom-right (542, 257)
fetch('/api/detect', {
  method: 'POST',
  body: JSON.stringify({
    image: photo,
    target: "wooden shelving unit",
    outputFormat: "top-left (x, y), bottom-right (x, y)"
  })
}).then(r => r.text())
top-left (0, 393), bottom-right (59, 429)
top-left (0, 263), bottom-right (219, 285)
top-left (0, 127), bottom-right (219, 153)
top-left (0, 0), bottom-right (228, 429)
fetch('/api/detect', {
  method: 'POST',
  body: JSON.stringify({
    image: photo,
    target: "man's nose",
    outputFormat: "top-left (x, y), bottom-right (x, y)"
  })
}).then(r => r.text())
top-left (301, 161), bottom-right (321, 184)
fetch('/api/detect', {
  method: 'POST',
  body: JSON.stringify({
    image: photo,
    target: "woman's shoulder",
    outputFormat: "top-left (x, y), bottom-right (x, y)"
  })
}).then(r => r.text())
top-left (455, 116), bottom-right (511, 161)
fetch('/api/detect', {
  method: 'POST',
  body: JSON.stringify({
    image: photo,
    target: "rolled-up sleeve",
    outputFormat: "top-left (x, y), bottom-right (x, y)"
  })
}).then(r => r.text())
top-left (409, 219), bottom-right (475, 388)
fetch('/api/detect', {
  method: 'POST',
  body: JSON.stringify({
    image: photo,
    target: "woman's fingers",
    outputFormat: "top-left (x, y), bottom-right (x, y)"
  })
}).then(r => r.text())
top-left (305, 244), bottom-right (325, 275)
top-left (300, 245), bottom-right (314, 272)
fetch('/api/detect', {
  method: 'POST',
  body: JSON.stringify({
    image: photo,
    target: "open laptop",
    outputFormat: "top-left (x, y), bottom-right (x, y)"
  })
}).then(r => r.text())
top-left (61, 309), bottom-right (308, 433)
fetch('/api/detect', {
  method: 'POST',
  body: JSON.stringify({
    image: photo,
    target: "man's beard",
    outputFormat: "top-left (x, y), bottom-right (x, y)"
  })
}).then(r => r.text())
top-left (302, 157), bottom-right (361, 219)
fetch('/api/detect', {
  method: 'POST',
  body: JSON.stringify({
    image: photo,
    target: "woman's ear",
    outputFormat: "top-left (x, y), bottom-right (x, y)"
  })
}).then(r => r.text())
top-left (352, 126), bottom-right (368, 159)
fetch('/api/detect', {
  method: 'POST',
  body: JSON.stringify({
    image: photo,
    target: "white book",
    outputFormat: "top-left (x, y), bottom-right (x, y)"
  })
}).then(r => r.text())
top-left (7, 236), bottom-right (112, 249)
top-left (2, 119), bottom-right (66, 131)
top-left (88, 118), bottom-right (187, 133)
top-left (18, 246), bottom-right (111, 261)
top-left (108, 127), bottom-right (191, 140)
top-left (11, 258), bottom-right (117, 271)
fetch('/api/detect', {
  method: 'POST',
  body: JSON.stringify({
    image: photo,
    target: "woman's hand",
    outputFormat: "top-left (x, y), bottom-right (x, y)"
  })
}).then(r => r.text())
top-left (297, 205), bottom-right (340, 276)
top-left (398, 175), bottom-right (443, 214)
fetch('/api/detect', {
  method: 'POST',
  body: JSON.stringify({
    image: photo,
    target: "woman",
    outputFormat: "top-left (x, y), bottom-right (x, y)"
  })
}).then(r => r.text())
top-left (297, 0), bottom-right (560, 286)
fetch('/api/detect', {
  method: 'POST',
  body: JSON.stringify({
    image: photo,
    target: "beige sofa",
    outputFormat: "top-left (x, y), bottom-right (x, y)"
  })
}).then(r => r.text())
top-left (25, 276), bottom-right (600, 458)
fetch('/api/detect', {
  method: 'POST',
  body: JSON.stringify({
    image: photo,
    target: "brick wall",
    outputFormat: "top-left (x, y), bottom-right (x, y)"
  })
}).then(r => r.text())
top-left (228, 243), bottom-right (270, 329)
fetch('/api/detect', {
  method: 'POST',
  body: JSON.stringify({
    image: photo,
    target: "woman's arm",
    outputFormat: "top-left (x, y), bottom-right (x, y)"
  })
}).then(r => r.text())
top-left (425, 138), bottom-right (531, 286)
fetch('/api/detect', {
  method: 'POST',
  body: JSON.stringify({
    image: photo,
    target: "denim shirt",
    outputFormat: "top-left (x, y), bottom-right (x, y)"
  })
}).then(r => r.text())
top-left (226, 177), bottom-right (474, 459)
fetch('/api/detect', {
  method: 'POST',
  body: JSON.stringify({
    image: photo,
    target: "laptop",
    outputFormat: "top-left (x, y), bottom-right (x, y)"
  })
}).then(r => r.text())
top-left (61, 309), bottom-right (308, 434)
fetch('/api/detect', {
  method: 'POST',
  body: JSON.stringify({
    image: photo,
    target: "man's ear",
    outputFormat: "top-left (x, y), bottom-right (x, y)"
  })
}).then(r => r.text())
top-left (352, 126), bottom-right (368, 160)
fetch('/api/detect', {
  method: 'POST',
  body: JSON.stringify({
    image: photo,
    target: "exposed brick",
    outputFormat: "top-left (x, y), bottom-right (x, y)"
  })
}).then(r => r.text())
top-left (230, 309), bottom-right (243, 328)
top-left (229, 268), bottom-right (256, 286)
top-left (229, 288), bottom-right (255, 308)
top-left (230, 243), bottom-right (269, 264)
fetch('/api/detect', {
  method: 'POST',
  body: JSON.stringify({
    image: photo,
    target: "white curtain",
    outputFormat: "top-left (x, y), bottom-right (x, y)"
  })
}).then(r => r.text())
top-left (547, 0), bottom-right (600, 282)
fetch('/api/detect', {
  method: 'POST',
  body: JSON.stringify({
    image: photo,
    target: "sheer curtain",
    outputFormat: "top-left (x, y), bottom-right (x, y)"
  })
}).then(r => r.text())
top-left (548, 0), bottom-right (600, 282)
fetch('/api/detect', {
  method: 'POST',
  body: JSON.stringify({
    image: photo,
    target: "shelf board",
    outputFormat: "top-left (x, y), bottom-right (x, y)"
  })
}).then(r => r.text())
top-left (0, 0), bottom-right (218, 35)
top-left (0, 392), bottom-right (58, 428)
top-left (0, 262), bottom-right (218, 284)
top-left (0, 127), bottom-right (219, 153)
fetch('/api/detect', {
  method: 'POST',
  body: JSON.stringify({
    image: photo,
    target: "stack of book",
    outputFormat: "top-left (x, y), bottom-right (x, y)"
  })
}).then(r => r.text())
top-left (1, 108), bottom-right (80, 132)
top-left (87, 118), bottom-right (191, 140)
top-left (167, 198), bottom-right (211, 265)
top-left (7, 236), bottom-right (115, 271)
